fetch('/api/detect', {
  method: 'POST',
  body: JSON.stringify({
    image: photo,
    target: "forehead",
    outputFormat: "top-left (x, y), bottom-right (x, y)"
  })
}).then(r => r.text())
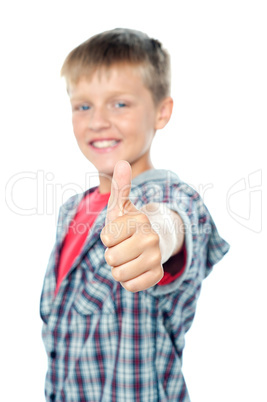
top-left (68, 63), bottom-right (149, 97)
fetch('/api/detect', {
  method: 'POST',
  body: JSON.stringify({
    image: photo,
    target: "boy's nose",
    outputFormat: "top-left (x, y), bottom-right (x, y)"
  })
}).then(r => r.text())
top-left (88, 107), bottom-right (111, 131)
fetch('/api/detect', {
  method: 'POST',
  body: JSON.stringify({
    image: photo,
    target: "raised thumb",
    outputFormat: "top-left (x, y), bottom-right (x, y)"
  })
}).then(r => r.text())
top-left (105, 160), bottom-right (134, 224)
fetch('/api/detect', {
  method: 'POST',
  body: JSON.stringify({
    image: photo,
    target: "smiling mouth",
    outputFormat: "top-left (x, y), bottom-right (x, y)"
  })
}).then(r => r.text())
top-left (90, 140), bottom-right (121, 149)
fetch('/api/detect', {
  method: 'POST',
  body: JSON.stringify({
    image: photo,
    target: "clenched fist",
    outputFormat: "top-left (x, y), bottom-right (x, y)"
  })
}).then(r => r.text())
top-left (100, 160), bottom-right (164, 293)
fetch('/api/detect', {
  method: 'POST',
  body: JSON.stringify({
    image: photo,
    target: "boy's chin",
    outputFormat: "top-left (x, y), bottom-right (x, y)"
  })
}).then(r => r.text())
top-left (93, 162), bottom-right (118, 178)
top-left (93, 157), bottom-right (132, 175)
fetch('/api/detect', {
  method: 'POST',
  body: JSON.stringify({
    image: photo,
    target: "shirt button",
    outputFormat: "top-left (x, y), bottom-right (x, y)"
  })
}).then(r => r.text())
top-left (50, 393), bottom-right (56, 401)
top-left (50, 351), bottom-right (57, 359)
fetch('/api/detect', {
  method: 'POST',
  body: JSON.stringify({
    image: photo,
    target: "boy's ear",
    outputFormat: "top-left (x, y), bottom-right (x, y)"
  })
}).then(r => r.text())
top-left (155, 96), bottom-right (173, 130)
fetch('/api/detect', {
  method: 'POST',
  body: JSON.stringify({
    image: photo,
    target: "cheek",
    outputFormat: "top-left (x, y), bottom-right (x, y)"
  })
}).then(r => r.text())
top-left (72, 116), bottom-right (84, 139)
top-left (135, 110), bottom-right (155, 133)
top-left (118, 114), bottom-right (150, 138)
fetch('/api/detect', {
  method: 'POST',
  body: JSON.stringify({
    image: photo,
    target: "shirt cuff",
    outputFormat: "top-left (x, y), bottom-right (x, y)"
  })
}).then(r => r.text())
top-left (158, 244), bottom-right (187, 286)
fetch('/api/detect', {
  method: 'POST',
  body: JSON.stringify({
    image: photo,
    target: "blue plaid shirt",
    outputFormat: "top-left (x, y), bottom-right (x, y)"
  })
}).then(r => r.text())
top-left (40, 168), bottom-right (229, 401)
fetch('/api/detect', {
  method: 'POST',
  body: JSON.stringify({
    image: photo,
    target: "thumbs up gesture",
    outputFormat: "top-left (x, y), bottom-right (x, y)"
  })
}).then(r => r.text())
top-left (100, 160), bottom-right (164, 292)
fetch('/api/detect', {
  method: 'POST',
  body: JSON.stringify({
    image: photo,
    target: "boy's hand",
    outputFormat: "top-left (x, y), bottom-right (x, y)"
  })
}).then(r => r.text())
top-left (100, 160), bottom-right (163, 293)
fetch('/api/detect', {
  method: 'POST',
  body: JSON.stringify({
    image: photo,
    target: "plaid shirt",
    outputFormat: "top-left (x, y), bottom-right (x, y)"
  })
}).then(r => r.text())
top-left (40, 168), bottom-right (229, 401)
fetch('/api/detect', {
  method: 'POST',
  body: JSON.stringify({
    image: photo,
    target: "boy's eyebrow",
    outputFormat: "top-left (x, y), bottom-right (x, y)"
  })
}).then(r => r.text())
top-left (70, 90), bottom-right (136, 101)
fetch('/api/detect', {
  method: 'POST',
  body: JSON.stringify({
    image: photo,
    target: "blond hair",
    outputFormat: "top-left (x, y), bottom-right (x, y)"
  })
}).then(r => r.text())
top-left (61, 28), bottom-right (171, 105)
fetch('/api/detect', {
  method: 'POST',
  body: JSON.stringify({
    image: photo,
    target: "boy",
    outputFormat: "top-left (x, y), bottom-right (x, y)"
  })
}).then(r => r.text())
top-left (40, 28), bottom-right (229, 401)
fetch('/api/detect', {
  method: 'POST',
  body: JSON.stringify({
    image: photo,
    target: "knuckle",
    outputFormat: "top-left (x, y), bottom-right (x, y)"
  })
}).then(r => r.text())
top-left (123, 281), bottom-right (138, 293)
top-left (155, 249), bottom-right (162, 263)
top-left (150, 266), bottom-right (163, 285)
top-left (105, 249), bottom-right (114, 266)
top-left (100, 230), bottom-right (110, 246)
top-left (138, 212), bottom-right (150, 224)
top-left (144, 236), bottom-right (154, 250)
top-left (149, 248), bottom-right (162, 265)
top-left (140, 231), bottom-right (159, 249)
top-left (112, 267), bottom-right (122, 282)
top-left (150, 231), bottom-right (160, 247)
top-left (156, 266), bottom-right (164, 282)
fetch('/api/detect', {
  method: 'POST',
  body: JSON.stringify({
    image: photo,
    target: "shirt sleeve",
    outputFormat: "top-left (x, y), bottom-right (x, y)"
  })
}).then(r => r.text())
top-left (145, 181), bottom-right (230, 296)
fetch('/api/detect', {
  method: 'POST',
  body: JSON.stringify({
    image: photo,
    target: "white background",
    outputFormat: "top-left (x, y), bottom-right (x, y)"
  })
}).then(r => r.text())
top-left (1, 1), bottom-right (266, 401)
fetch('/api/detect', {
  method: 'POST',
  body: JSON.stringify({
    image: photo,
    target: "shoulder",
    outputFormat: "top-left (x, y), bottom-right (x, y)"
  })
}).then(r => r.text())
top-left (132, 168), bottom-right (180, 187)
top-left (131, 169), bottom-right (180, 206)
top-left (130, 168), bottom-right (199, 209)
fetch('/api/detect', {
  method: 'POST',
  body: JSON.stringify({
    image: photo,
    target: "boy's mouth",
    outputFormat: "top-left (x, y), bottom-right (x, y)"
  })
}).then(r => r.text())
top-left (90, 139), bottom-right (121, 149)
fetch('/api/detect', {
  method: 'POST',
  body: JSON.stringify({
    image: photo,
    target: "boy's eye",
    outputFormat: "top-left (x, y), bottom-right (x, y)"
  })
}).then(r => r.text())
top-left (115, 102), bottom-right (127, 108)
top-left (78, 105), bottom-right (90, 111)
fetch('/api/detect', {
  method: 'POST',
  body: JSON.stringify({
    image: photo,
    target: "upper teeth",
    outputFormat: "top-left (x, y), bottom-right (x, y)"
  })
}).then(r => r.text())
top-left (92, 140), bottom-right (119, 148)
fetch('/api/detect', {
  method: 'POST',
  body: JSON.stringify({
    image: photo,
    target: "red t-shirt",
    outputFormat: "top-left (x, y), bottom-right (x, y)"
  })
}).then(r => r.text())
top-left (55, 188), bottom-right (110, 295)
top-left (55, 188), bottom-right (186, 295)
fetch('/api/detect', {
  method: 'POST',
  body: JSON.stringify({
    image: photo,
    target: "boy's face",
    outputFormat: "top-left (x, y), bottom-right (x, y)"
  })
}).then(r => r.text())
top-left (69, 64), bottom-right (171, 188)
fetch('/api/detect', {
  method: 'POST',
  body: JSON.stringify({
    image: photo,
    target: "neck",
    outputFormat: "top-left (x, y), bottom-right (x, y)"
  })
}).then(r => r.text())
top-left (98, 175), bottom-right (113, 194)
